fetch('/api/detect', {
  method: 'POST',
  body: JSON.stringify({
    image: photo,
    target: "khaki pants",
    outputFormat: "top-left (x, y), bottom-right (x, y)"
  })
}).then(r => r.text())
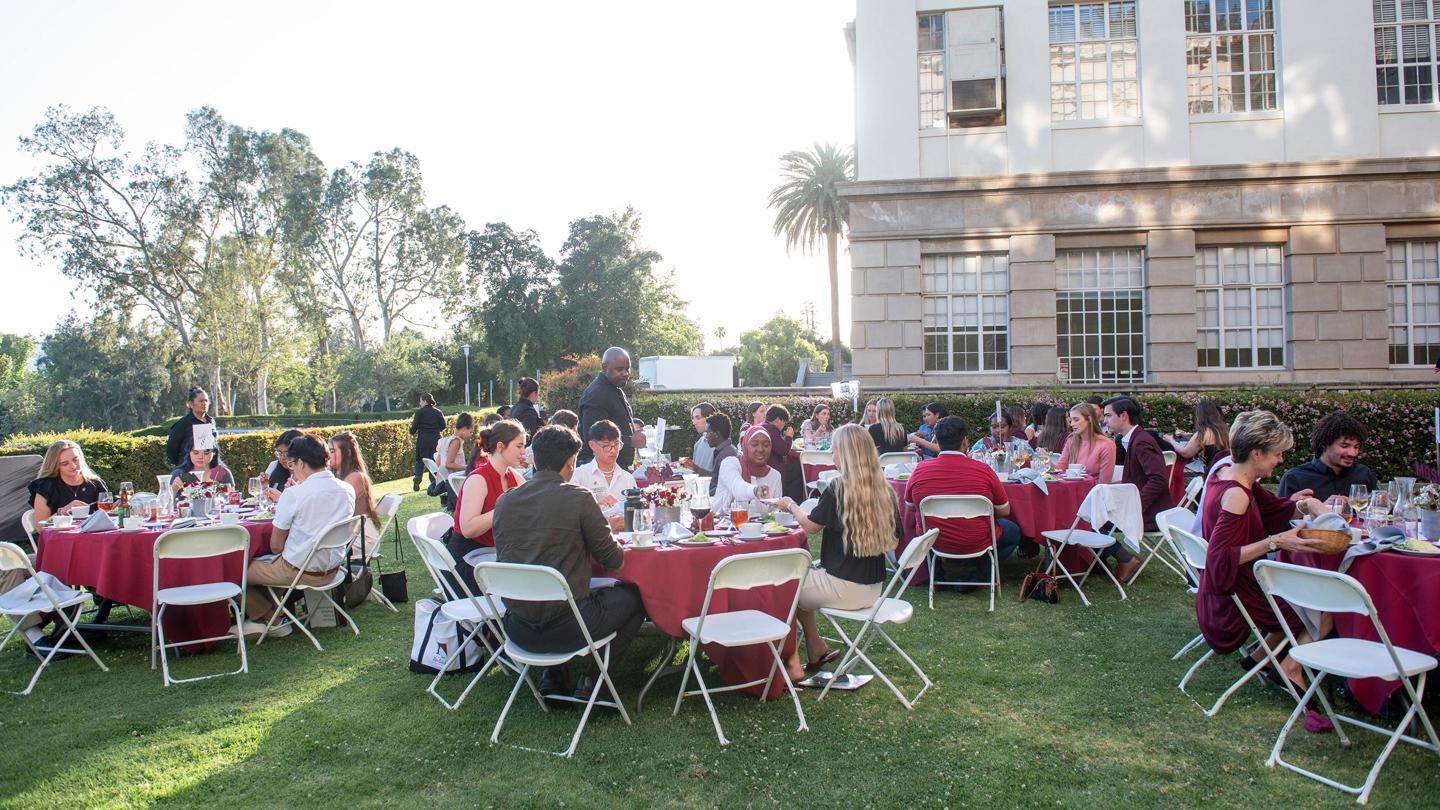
top-left (245, 557), bottom-right (339, 621)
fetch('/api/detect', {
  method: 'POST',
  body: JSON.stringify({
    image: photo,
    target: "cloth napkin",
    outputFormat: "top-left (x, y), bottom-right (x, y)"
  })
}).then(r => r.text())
top-left (0, 572), bottom-right (83, 611)
top-left (1011, 467), bottom-right (1049, 495)
top-left (166, 517), bottom-right (205, 531)
top-left (884, 463), bottom-right (915, 478)
top-left (79, 511), bottom-right (118, 533)
top-left (1080, 483), bottom-right (1144, 555)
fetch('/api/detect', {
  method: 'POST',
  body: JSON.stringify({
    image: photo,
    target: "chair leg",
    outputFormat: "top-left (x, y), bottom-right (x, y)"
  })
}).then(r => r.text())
top-left (1089, 547), bottom-right (1129, 601)
top-left (926, 554), bottom-right (936, 610)
top-left (231, 598), bottom-right (249, 675)
top-left (988, 546), bottom-right (998, 612)
top-left (1172, 633), bottom-right (1205, 661)
top-left (325, 592), bottom-right (360, 636)
top-left (491, 663), bottom-right (531, 746)
top-left (689, 654), bottom-right (729, 745)
top-left (672, 640), bottom-right (699, 717)
top-left (768, 640), bottom-right (808, 734)
top-left (157, 604), bottom-right (173, 687)
top-left (51, 600), bottom-right (108, 675)
top-left (1045, 541), bottom-right (1093, 607)
top-left (1268, 675), bottom-right (1322, 769)
top-left (877, 626), bottom-right (932, 707)
top-left (816, 616), bottom-right (862, 704)
top-left (427, 622), bottom-right (500, 711)
top-left (366, 587), bottom-right (398, 612)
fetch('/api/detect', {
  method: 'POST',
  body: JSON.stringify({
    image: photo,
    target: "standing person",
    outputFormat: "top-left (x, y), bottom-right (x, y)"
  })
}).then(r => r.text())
top-left (166, 386), bottom-right (219, 469)
top-left (680, 402), bottom-right (717, 477)
top-left (570, 420), bottom-right (639, 520)
top-left (492, 424), bottom-right (642, 700)
top-left (1034, 406), bottom-right (1071, 455)
top-left (1173, 399), bottom-right (1231, 475)
top-left (510, 377), bottom-right (543, 437)
top-left (768, 423), bottom-right (900, 680)
top-left (1102, 397), bottom-right (1175, 581)
top-left (713, 426), bottom-right (783, 514)
top-left (447, 420), bottom-right (528, 593)
top-left (577, 347), bottom-right (636, 468)
top-left (409, 393), bottom-right (446, 492)
top-left (28, 440), bottom-right (109, 522)
top-left (1277, 411), bottom-right (1380, 502)
top-left (907, 403), bottom-right (946, 459)
top-left (328, 431), bottom-right (380, 556)
top-left (800, 404), bottom-right (833, 447)
top-left (867, 398), bottom-right (909, 454)
top-left (1055, 403), bottom-right (1116, 475)
top-left (703, 412), bottom-right (737, 497)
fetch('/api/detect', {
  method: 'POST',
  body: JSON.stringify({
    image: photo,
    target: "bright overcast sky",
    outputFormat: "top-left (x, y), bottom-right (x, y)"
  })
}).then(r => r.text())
top-left (0, 0), bottom-right (855, 351)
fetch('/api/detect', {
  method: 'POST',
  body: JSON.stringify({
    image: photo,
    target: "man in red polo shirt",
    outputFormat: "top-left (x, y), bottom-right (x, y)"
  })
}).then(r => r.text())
top-left (903, 416), bottom-right (1022, 585)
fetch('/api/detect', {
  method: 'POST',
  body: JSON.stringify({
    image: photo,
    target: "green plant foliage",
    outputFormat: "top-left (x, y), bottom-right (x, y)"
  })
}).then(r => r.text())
top-left (736, 314), bottom-right (825, 386)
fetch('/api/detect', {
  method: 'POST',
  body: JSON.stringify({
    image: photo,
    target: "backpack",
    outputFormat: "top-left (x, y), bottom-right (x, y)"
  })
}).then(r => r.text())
top-left (408, 598), bottom-right (487, 674)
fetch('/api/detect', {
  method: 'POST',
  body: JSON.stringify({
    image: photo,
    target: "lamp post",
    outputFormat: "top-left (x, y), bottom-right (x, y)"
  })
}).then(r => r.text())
top-left (462, 345), bottom-right (471, 406)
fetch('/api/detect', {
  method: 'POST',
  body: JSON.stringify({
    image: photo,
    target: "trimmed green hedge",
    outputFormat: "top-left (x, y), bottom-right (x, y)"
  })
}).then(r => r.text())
top-left (632, 388), bottom-right (1440, 481)
top-left (127, 405), bottom-right (489, 437)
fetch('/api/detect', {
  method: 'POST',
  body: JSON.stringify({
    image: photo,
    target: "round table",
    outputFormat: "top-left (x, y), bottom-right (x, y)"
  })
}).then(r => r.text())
top-left (612, 528), bottom-right (809, 700)
top-left (1282, 547), bottom-right (1440, 714)
top-left (36, 520), bottom-right (273, 648)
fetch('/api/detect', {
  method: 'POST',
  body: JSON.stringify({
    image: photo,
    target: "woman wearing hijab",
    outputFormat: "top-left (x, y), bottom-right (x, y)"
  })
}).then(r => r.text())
top-left (713, 425), bottom-right (783, 515)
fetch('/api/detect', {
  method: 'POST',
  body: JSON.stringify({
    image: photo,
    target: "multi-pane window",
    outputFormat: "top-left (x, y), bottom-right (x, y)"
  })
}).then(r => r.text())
top-left (1184, 0), bottom-right (1279, 114)
top-left (1387, 240), bottom-right (1440, 366)
top-left (1056, 249), bottom-right (1146, 384)
top-left (923, 254), bottom-right (1010, 372)
top-left (1195, 246), bottom-right (1285, 369)
top-left (1375, 0), bottom-right (1440, 104)
top-left (919, 14), bottom-right (947, 129)
top-left (1049, 1), bottom-right (1140, 121)
top-left (917, 8), bottom-right (1006, 130)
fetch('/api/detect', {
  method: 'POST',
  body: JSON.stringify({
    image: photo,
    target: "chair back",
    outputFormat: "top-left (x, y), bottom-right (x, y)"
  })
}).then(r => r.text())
top-left (0, 541), bottom-right (34, 573)
top-left (1162, 450), bottom-right (1177, 470)
top-left (918, 494), bottom-right (995, 523)
top-left (407, 513), bottom-right (460, 597)
top-left (878, 451), bottom-right (918, 468)
top-left (815, 470), bottom-right (841, 491)
top-left (1254, 560), bottom-right (1372, 617)
top-left (895, 528), bottom-right (939, 576)
top-left (154, 525), bottom-right (250, 561)
top-left (800, 451), bottom-right (833, 467)
top-left (798, 497), bottom-right (820, 514)
top-left (20, 509), bottom-right (37, 551)
top-left (448, 471), bottom-right (467, 496)
top-left (1169, 526), bottom-right (1208, 573)
top-left (287, 515), bottom-right (363, 576)
top-left (422, 458), bottom-right (443, 478)
top-left (709, 547), bottom-right (811, 592)
top-left (476, 561), bottom-right (574, 603)
top-left (1179, 475), bottom-right (1203, 509)
top-left (374, 493), bottom-right (403, 539)
top-left (1156, 506), bottom-right (1195, 545)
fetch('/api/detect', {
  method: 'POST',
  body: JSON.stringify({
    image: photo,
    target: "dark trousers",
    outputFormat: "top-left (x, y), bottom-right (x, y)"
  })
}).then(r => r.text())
top-left (413, 433), bottom-right (440, 484)
top-left (939, 518), bottom-right (1023, 580)
top-left (781, 461), bottom-right (806, 502)
top-left (502, 583), bottom-right (645, 676)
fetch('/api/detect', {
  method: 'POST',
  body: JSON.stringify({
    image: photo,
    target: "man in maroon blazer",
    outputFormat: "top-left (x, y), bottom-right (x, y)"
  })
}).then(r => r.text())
top-left (1102, 397), bottom-right (1175, 582)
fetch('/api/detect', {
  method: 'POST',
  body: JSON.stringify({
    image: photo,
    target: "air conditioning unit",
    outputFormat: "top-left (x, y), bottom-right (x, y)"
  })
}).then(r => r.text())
top-left (946, 7), bottom-right (1003, 115)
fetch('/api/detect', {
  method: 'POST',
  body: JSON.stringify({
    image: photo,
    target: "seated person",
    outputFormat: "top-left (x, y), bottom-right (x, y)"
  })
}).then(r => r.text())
top-left (436, 412), bottom-right (475, 475)
top-left (447, 420), bottom-right (528, 594)
top-left (679, 402), bottom-right (717, 476)
top-left (703, 412), bottom-right (738, 497)
top-left (1171, 399), bottom-right (1230, 476)
top-left (1277, 410), bottom-right (1379, 502)
top-left (261, 429), bottom-right (304, 502)
top-left (904, 416), bottom-right (1021, 585)
top-left (1102, 397), bottom-right (1175, 581)
top-left (239, 434), bottom-right (356, 638)
top-left (1200, 410), bottom-right (1329, 689)
top-left (1054, 403), bottom-right (1116, 475)
top-left (547, 409), bottom-right (579, 431)
top-left (769, 423), bottom-right (899, 680)
top-left (1033, 406), bottom-right (1070, 454)
top-left (28, 439), bottom-right (109, 522)
top-left (800, 404), bottom-right (833, 448)
top-left (169, 446), bottom-right (234, 490)
top-left (907, 403), bottom-right (946, 459)
top-left (328, 431), bottom-right (380, 557)
top-left (493, 425), bottom-right (643, 699)
top-left (868, 398), bottom-right (910, 455)
top-left (569, 420), bottom-right (638, 521)
top-left (969, 414), bottom-right (1031, 456)
top-left (713, 425), bottom-right (783, 515)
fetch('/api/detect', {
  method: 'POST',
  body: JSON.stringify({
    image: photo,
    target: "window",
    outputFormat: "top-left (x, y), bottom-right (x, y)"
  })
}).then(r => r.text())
top-left (1055, 249), bottom-right (1146, 383)
top-left (1387, 240), bottom-right (1440, 365)
top-left (1049, 2), bottom-right (1140, 121)
top-left (1184, 0), bottom-right (1278, 114)
top-left (1375, 0), bottom-right (1440, 105)
top-left (918, 8), bottom-right (1006, 129)
top-left (923, 254), bottom-right (1010, 372)
top-left (1195, 246), bottom-right (1285, 369)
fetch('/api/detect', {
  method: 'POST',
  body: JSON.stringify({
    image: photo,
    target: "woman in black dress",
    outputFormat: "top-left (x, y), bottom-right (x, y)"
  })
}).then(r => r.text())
top-left (409, 393), bottom-right (447, 491)
top-left (28, 440), bottom-right (109, 521)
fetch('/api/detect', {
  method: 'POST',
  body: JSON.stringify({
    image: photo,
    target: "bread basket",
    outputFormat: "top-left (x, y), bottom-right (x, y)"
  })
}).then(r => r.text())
top-left (1296, 528), bottom-right (1352, 555)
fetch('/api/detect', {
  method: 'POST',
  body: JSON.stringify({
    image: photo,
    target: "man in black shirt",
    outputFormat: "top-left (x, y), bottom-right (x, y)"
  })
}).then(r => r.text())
top-left (409, 393), bottom-right (447, 491)
top-left (577, 347), bottom-right (635, 468)
top-left (1278, 411), bottom-right (1379, 502)
top-left (166, 386), bottom-right (219, 468)
top-left (510, 377), bottom-right (543, 439)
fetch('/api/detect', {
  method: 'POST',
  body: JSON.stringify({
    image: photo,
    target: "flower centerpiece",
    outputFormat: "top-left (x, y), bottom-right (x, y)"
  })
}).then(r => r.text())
top-left (180, 481), bottom-right (225, 518)
top-left (640, 482), bottom-right (690, 529)
top-left (1412, 483), bottom-right (1440, 540)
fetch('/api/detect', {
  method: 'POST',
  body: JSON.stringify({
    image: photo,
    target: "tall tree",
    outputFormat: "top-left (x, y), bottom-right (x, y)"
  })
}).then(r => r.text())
top-left (35, 313), bottom-right (192, 431)
top-left (467, 222), bottom-right (557, 375)
top-left (767, 142), bottom-right (854, 379)
top-left (736, 314), bottom-right (825, 387)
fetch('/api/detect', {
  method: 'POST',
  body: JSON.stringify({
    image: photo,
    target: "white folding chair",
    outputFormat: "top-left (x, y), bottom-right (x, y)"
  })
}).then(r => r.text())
top-left (474, 561), bottom-right (632, 758)
top-left (407, 513), bottom-right (454, 599)
top-left (19, 510), bottom-right (38, 554)
top-left (1178, 475), bottom-right (1203, 510)
top-left (1162, 450), bottom-right (1177, 474)
top-left (1039, 483), bottom-right (1139, 606)
top-left (256, 515), bottom-right (363, 650)
top-left (0, 542), bottom-right (107, 695)
top-left (1130, 505), bottom-right (1192, 586)
top-left (422, 457), bottom-right (444, 487)
top-left (818, 528), bottom-right (939, 709)
top-left (363, 493), bottom-right (404, 612)
top-left (878, 451), bottom-right (918, 468)
top-left (673, 547), bottom-right (812, 746)
top-left (150, 525), bottom-right (250, 686)
top-left (812, 470), bottom-right (841, 493)
top-left (1171, 527), bottom-right (1296, 716)
top-left (919, 495), bottom-right (1001, 612)
top-left (1255, 560), bottom-right (1440, 804)
top-left (410, 532), bottom-right (514, 710)
top-left (800, 451), bottom-right (834, 495)
top-left (448, 471), bottom-right (467, 500)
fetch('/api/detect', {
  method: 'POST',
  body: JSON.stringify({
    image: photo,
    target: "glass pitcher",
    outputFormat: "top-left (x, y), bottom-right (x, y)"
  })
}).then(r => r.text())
top-left (1394, 477), bottom-right (1418, 537)
top-left (155, 474), bottom-right (174, 517)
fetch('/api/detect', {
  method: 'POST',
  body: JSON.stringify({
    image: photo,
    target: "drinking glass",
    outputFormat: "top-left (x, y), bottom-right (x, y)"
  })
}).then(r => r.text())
top-left (119, 481), bottom-right (134, 497)
top-left (1348, 484), bottom-right (1370, 516)
top-left (729, 504), bottom-right (749, 528)
top-left (247, 476), bottom-right (262, 501)
top-left (97, 492), bottom-right (113, 513)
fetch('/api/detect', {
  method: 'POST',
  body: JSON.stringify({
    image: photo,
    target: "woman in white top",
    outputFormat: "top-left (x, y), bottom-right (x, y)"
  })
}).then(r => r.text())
top-left (713, 425), bottom-right (783, 515)
top-left (568, 419), bottom-right (637, 519)
top-left (436, 412), bottom-right (475, 475)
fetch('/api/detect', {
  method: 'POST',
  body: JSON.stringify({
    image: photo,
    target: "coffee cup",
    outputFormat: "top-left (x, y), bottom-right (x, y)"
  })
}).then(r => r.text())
top-left (52, 514), bottom-right (74, 529)
top-left (71, 504), bottom-right (90, 518)
top-left (219, 512), bottom-right (241, 525)
top-left (738, 522), bottom-right (764, 539)
top-left (123, 516), bottom-right (143, 531)
top-left (632, 530), bottom-right (654, 548)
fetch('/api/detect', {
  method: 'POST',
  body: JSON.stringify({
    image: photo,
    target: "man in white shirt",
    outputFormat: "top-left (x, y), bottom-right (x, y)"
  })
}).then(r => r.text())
top-left (239, 434), bottom-right (356, 636)
top-left (568, 420), bottom-right (637, 520)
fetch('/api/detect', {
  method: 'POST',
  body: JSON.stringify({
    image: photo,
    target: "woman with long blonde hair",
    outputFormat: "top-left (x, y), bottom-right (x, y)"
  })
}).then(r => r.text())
top-left (29, 440), bottom-right (109, 521)
top-left (867, 397), bottom-right (909, 454)
top-left (771, 423), bottom-right (900, 680)
top-left (1055, 402), bottom-right (1115, 476)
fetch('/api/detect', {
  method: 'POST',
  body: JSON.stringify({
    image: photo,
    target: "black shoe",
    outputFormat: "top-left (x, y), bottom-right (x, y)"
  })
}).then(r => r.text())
top-left (1239, 651), bottom-right (1289, 690)
top-left (412, 478), bottom-right (421, 492)
top-left (539, 665), bottom-right (572, 698)
top-left (572, 674), bottom-right (601, 701)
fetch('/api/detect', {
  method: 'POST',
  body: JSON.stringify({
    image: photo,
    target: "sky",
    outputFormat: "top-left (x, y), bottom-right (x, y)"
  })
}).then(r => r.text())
top-left (0, 0), bottom-right (856, 351)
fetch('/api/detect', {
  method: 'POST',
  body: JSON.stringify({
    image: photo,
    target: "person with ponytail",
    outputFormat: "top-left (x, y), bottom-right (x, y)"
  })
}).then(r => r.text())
top-left (328, 431), bottom-right (380, 556)
top-left (769, 423), bottom-right (900, 680)
top-left (446, 419), bottom-right (528, 593)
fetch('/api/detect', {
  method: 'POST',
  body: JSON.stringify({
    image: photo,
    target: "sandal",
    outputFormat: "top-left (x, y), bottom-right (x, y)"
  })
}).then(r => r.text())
top-left (805, 649), bottom-right (843, 673)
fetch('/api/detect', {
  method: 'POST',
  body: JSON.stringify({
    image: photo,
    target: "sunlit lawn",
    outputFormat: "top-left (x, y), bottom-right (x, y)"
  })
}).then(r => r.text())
top-left (2, 480), bottom-right (1437, 808)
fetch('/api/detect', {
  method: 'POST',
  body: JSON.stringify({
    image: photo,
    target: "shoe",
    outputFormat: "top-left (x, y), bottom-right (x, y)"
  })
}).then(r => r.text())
top-left (412, 478), bottom-right (422, 492)
top-left (1114, 558), bottom-right (1141, 583)
top-left (248, 620), bottom-right (291, 638)
top-left (539, 665), bottom-right (573, 698)
top-left (571, 674), bottom-right (614, 702)
top-left (805, 649), bottom-right (843, 673)
top-left (1240, 651), bottom-right (1293, 691)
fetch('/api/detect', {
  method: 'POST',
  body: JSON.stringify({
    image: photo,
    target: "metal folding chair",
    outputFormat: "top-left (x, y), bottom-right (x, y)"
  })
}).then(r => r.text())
top-left (1130, 505), bottom-right (1192, 586)
top-left (150, 525), bottom-right (250, 686)
top-left (256, 516), bottom-right (363, 651)
top-left (0, 542), bottom-right (108, 695)
top-left (363, 493), bottom-right (404, 612)
top-left (919, 495), bottom-right (1001, 612)
top-left (1038, 483), bottom-right (1139, 606)
top-left (410, 532), bottom-right (515, 710)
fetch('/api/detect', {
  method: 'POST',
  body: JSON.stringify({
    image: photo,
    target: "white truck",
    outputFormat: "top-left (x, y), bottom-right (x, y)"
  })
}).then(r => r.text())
top-left (636, 355), bottom-right (735, 389)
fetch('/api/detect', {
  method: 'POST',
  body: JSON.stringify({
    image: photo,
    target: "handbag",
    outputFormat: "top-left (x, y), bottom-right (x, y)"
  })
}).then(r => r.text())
top-left (1019, 554), bottom-right (1059, 604)
top-left (379, 515), bottom-right (410, 604)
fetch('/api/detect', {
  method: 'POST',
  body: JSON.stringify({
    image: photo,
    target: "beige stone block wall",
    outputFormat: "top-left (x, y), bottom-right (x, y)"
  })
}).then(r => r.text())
top-left (1008, 234), bottom-right (1059, 383)
top-left (1146, 230), bottom-right (1198, 380)
top-left (849, 238), bottom-right (923, 382)
top-left (1285, 223), bottom-right (1386, 379)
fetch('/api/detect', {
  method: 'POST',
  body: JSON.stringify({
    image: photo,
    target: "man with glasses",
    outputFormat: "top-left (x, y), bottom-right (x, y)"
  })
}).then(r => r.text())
top-left (569, 420), bottom-right (637, 522)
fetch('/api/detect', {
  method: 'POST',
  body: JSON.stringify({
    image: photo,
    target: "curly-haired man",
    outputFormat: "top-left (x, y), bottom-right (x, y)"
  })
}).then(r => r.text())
top-left (1277, 411), bottom-right (1380, 502)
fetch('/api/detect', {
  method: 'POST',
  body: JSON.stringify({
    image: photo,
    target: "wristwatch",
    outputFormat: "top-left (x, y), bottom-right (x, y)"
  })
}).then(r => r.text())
top-left (1267, 538), bottom-right (1278, 553)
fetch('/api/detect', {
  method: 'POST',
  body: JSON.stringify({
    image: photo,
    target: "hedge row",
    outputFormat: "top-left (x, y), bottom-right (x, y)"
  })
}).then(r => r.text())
top-left (630, 388), bottom-right (1440, 482)
top-left (127, 405), bottom-right (491, 437)
top-left (1, 416), bottom-right (462, 487)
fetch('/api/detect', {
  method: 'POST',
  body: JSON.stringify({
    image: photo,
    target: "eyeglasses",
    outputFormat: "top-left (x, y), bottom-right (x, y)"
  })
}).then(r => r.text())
top-left (596, 441), bottom-right (621, 451)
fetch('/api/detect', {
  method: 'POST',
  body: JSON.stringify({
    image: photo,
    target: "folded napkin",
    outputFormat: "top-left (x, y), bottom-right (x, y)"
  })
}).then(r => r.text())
top-left (79, 511), bottom-right (118, 533)
top-left (884, 463), bottom-right (916, 478)
top-left (659, 523), bottom-right (695, 543)
top-left (166, 517), bottom-right (205, 531)
top-left (1011, 467), bottom-right (1049, 495)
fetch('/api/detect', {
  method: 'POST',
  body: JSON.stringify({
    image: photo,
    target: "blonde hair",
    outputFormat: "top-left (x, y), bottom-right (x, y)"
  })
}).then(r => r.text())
top-left (830, 424), bottom-right (898, 557)
top-left (1228, 410), bottom-right (1294, 463)
top-left (37, 440), bottom-right (100, 483)
top-left (874, 398), bottom-right (905, 447)
top-left (1063, 403), bottom-right (1105, 460)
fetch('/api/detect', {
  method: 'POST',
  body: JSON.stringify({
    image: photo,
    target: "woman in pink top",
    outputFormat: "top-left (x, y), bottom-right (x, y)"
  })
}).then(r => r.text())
top-left (1054, 402), bottom-right (1115, 476)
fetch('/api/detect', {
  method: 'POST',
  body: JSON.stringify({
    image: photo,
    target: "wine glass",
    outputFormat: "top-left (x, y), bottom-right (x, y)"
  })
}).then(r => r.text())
top-left (248, 476), bottom-right (262, 502)
top-left (1348, 484), bottom-right (1370, 516)
top-left (119, 481), bottom-right (134, 498)
top-left (97, 491), bottom-right (113, 513)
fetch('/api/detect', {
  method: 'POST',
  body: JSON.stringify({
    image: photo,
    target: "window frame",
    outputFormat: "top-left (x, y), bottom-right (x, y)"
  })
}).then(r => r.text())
top-left (1386, 239), bottom-right (1440, 367)
top-left (916, 8), bottom-right (1007, 131)
top-left (1055, 247), bottom-right (1148, 385)
top-left (1184, 0), bottom-right (1281, 115)
top-left (1194, 245), bottom-right (1288, 371)
top-left (1048, 1), bottom-right (1142, 123)
top-left (1374, 0), bottom-right (1440, 106)
top-left (922, 253), bottom-right (1012, 374)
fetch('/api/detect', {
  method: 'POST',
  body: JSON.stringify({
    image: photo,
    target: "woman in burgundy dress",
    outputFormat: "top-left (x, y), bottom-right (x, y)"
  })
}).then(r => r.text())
top-left (1199, 410), bottom-right (1328, 689)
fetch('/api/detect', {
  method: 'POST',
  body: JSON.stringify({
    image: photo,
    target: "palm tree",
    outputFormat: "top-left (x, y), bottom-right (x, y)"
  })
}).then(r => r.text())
top-left (767, 143), bottom-right (854, 380)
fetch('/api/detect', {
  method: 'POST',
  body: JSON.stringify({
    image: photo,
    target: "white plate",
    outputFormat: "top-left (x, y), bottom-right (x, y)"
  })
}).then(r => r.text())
top-left (677, 538), bottom-right (719, 546)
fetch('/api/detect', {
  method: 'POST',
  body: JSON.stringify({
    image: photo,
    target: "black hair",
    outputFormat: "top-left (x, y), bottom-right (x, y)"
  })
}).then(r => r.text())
top-left (478, 419), bottom-right (525, 453)
top-left (549, 409), bottom-right (579, 429)
top-left (496, 404), bottom-right (511, 418)
top-left (1107, 397), bottom-right (1143, 427)
top-left (747, 401), bottom-right (763, 418)
top-left (274, 428), bottom-right (304, 450)
top-left (934, 416), bottom-right (968, 452)
top-left (518, 377), bottom-right (539, 397)
top-left (1029, 402), bottom-right (1049, 426)
top-left (531, 425), bottom-right (582, 472)
top-left (692, 401), bottom-right (716, 418)
top-left (1085, 395), bottom-right (1104, 406)
top-left (923, 402), bottom-right (948, 418)
top-left (765, 404), bottom-right (790, 423)
top-left (1310, 411), bottom-right (1368, 458)
top-left (588, 419), bottom-right (621, 442)
top-left (287, 434), bottom-right (329, 470)
top-left (419, 393), bottom-right (435, 406)
top-left (706, 412), bottom-right (732, 440)
top-left (187, 386), bottom-right (207, 402)
top-left (455, 412), bottom-right (475, 431)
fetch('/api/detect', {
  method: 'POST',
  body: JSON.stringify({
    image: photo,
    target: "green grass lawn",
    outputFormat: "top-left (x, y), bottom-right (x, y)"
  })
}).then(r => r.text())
top-left (2, 480), bottom-right (1437, 808)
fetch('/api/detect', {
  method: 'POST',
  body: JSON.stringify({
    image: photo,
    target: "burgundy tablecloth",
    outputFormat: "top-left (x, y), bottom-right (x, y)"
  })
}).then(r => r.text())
top-left (1281, 548), bottom-right (1440, 714)
top-left (37, 521), bottom-right (272, 646)
top-left (612, 529), bottom-right (808, 699)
